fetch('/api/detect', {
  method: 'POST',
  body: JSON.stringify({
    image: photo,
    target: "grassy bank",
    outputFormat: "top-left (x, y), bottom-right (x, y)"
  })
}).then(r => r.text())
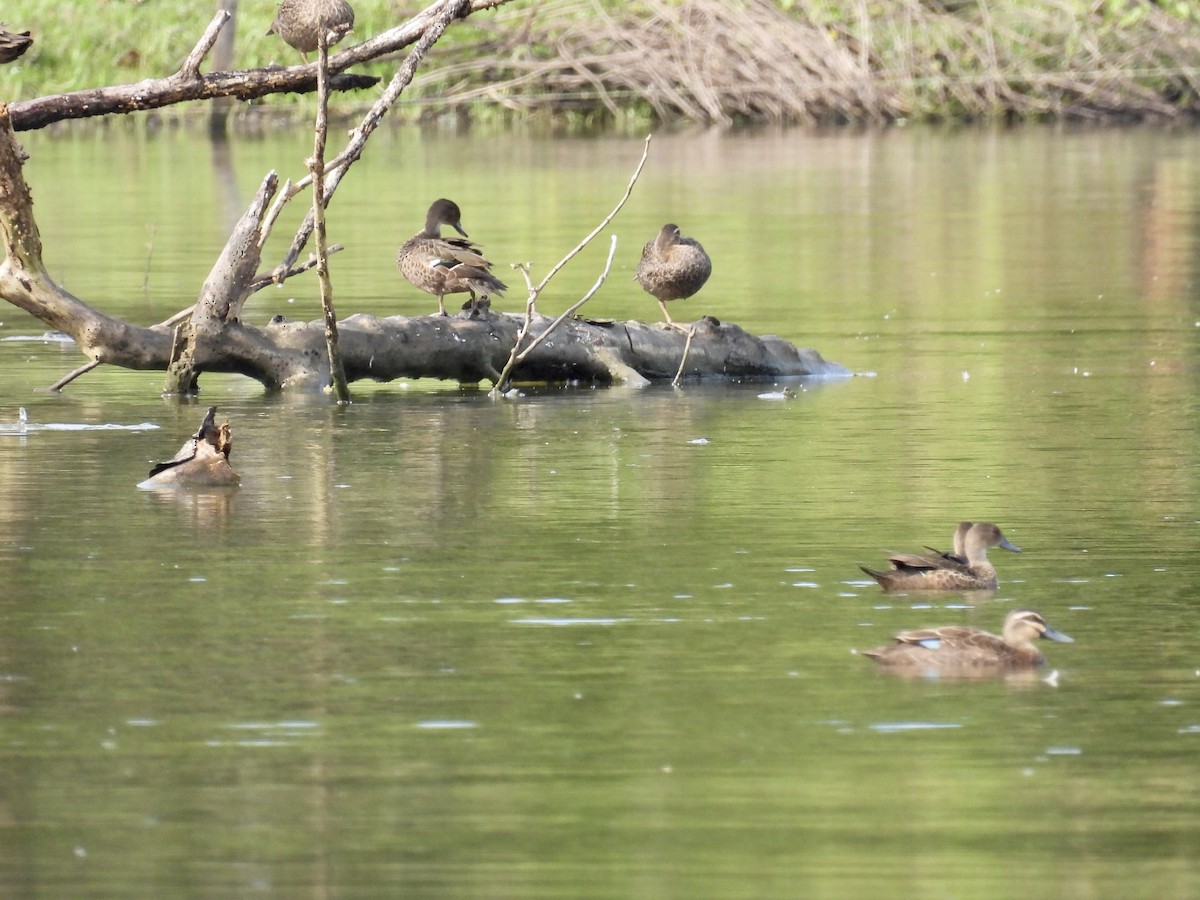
top-left (2, 0), bottom-right (1198, 125)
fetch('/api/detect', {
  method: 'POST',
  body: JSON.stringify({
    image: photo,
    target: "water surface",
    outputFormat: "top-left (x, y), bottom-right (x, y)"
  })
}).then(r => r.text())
top-left (1, 124), bottom-right (1199, 897)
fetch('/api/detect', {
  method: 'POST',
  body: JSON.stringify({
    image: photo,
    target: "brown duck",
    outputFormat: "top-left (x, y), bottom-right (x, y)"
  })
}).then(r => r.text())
top-left (397, 198), bottom-right (507, 317)
top-left (860, 608), bottom-right (1074, 672)
top-left (635, 224), bottom-right (711, 328)
top-left (0, 28), bottom-right (33, 64)
top-left (268, 0), bottom-right (355, 59)
top-left (142, 407), bottom-right (239, 488)
top-left (859, 522), bottom-right (1021, 591)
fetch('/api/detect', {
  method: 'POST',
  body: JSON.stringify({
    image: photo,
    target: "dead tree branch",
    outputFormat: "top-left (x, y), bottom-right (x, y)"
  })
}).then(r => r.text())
top-left (6, 0), bottom-right (512, 132)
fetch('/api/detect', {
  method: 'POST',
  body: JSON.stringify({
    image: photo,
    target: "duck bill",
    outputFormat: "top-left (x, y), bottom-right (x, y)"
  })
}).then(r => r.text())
top-left (453, 222), bottom-right (469, 238)
top-left (1042, 626), bottom-right (1074, 643)
top-left (999, 538), bottom-right (1022, 553)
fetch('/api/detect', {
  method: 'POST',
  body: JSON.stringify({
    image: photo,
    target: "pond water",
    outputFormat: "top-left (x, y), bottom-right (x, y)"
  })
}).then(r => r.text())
top-left (2, 122), bottom-right (1200, 897)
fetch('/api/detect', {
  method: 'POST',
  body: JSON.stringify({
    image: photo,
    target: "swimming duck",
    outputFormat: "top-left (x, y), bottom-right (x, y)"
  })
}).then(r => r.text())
top-left (859, 522), bottom-right (1020, 591)
top-left (268, 0), bottom-right (355, 59)
top-left (142, 407), bottom-right (239, 488)
top-left (635, 224), bottom-right (711, 328)
top-left (397, 198), bottom-right (507, 317)
top-left (0, 27), bottom-right (33, 63)
top-left (860, 608), bottom-right (1074, 672)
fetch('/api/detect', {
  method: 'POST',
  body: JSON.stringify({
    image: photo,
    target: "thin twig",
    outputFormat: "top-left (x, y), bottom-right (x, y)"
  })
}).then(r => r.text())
top-left (533, 133), bottom-right (651, 298)
top-left (46, 359), bottom-right (101, 393)
top-left (311, 31), bottom-right (351, 403)
top-left (142, 223), bottom-right (157, 296)
top-left (178, 11), bottom-right (231, 81)
top-left (516, 235), bottom-right (617, 364)
top-left (671, 325), bottom-right (696, 388)
top-left (489, 135), bottom-right (651, 396)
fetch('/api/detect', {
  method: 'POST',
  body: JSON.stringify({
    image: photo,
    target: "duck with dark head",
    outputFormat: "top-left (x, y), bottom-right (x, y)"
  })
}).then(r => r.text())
top-left (397, 198), bottom-right (507, 317)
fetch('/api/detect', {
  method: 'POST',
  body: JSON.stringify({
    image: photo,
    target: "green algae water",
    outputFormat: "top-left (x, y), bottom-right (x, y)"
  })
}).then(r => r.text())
top-left (1, 125), bottom-right (1199, 897)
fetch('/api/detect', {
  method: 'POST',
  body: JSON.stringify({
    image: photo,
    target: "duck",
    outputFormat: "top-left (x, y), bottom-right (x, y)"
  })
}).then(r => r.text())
top-left (635, 224), bottom-right (711, 328)
top-left (267, 0), bottom-right (355, 59)
top-left (859, 522), bottom-right (1021, 591)
top-left (397, 198), bottom-right (507, 317)
top-left (141, 407), bottom-right (239, 488)
top-left (0, 27), bottom-right (33, 64)
top-left (860, 608), bottom-right (1074, 672)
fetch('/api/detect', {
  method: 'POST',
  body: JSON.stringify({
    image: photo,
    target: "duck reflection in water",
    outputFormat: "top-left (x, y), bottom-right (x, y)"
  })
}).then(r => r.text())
top-left (859, 522), bottom-right (1021, 592)
top-left (860, 608), bottom-right (1074, 676)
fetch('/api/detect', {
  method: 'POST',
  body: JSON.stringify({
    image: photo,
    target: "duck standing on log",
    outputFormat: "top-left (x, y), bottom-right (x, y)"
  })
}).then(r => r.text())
top-left (397, 198), bottom-right (507, 317)
top-left (268, 0), bottom-right (355, 60)
top-left (635, 223), bottom-right (712, 329)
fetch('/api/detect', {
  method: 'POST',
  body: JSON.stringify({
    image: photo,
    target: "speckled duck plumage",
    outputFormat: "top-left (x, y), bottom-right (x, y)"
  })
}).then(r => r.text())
top-left (397, 198), bottom-right (507, 317)
top-left (268, 0), bottom-right (355, 56)
top-left (859, 522), bottom-right (1021, 592)
top-left (635, 223), bottom-right (711, 326)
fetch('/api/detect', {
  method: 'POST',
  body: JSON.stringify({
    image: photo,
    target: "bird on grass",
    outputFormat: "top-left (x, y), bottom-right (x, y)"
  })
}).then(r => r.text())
top-left (859, 608), bottom-right (1074, 673)
top-left (859, 522), bottom-right (1021, 592)
top-left (267, 0), bottom-right (355, 60)
top-left (635, 223), bottom-right (711, 329)
top-left (397, 198), bottom-right (507, 317)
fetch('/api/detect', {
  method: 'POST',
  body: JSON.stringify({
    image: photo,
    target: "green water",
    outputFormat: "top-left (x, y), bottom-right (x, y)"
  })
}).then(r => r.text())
top-left (1, 124), bottom-right (1199, 897)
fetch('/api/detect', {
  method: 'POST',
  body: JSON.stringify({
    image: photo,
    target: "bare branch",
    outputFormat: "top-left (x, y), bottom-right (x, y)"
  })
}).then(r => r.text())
top-left (179, 11), bottom-right (231, 81)
top-left (489, 135), bottom-right (651, 396)
top-left (7, 0), bottom-right (513, 132)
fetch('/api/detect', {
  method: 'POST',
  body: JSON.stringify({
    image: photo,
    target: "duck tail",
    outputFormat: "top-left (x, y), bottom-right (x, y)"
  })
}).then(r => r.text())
top-left (460, 270), bottom-right (507, 297)
top-left (859, 565), bottom-right (887, 586)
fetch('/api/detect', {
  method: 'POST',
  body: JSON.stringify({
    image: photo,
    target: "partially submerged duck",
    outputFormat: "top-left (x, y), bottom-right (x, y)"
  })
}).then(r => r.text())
top-left (397, 198), bottom-right (507, 317)
top-left (860, 522), bottom-right (1020, 592)
top-left (140, 407), bottom-right (239, 488)
top-left (860, 608), bottom-right (1074, 673)
top-left (268, 0), bottom-right (355, 59)
top-left (635, 224), bottom-right (711, 328)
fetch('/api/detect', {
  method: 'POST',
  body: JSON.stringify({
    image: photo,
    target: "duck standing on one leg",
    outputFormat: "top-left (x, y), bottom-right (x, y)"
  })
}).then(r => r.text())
top-left (268, 0), bottom-right (355, 60)
top-left (859, 608), bottom-right (1074, 674)
top-left (859, 521), bottom-right (1021, 591)
top-left (397, 198), bottom-right (507, 317)
top-left (635, 223), bottom-right (712, 329)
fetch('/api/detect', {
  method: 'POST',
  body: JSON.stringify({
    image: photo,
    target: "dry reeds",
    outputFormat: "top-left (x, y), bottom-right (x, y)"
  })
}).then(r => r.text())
top-left (408, 0), bottom-right (1200, 124)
